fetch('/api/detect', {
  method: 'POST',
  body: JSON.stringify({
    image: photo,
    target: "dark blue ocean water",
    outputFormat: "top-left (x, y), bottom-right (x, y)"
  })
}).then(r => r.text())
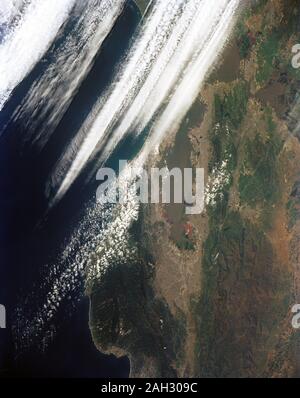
top-left (0, 1), bottom-right (140, 378)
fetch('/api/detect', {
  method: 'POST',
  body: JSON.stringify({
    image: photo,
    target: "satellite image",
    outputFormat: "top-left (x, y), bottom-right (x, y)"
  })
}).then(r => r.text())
top-left (0, 0), bottom-right (300, 383)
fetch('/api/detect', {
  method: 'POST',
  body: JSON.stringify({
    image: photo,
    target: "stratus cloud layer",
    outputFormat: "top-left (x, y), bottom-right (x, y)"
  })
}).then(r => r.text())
top-left (10, 0), bottom-right (125, 150)
top-left (49, 0), bottom-right (240, 208)
top-left (49, 0), bottom-right (186, 205)
top-left (0, 0), bottom-right (75, 110)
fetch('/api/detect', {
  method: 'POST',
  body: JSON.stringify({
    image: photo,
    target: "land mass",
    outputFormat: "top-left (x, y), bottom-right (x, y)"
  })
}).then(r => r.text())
top-left (90, 0), bottom-right (300, 377)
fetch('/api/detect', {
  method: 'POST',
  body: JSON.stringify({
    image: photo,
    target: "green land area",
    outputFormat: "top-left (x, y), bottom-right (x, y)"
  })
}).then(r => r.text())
top-left (90, 0), bottom-right (300, 377)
